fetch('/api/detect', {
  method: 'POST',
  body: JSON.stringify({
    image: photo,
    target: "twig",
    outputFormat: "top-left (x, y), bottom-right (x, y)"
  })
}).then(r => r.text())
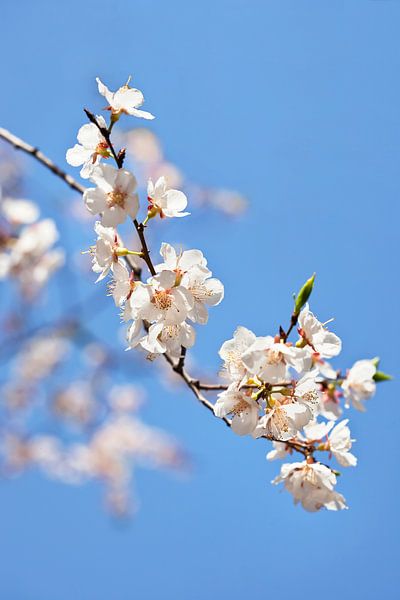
top-left (133, 219), bottom-right (156, 276)
top-left (83, 109), bottom-right (124, 168)
top-left (0, 127), bottom-right (85, 195)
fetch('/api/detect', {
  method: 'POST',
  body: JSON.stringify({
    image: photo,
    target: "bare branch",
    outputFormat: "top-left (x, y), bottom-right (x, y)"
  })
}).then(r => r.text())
top-left (0, 127), bottom-right (86, 195)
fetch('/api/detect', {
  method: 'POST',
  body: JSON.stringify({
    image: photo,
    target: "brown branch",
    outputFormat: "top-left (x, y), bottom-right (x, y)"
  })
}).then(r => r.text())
top-left (133, 219), bottom-right (156, 276)
top-left (0, 127), bottom-right (86, 195)
top-left (83, 109), bottom-right (124, 169)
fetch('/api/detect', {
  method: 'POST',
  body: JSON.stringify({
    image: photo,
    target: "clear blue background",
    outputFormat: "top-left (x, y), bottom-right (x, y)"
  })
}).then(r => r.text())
top-left (1, 1), bottom-right (399, 598)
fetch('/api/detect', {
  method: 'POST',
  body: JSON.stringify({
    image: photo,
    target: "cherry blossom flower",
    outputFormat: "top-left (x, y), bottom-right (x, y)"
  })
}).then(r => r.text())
top-left (181, 265), bottom-right (224, 325)
top-left (139, 321), bottom-right (196, 356)
top-left (66, 116), bottom-right (110, 178)
top-left (134, 270), bottom-right (193, 326)
top-left (253, 398), bottom-right (314, 441)
top-left (154, 243), bottom-right (208, 276)
top-left (214, 384), bottom-right (259, 436)
top-left (303, 418), bottom-right (357, 467)
top-left (96, 77), bottom-right (155, 120)
top-left (90, 221), bottom-right (120, 282)
top-left (316, 387), bottom-right (343, 421)
top-left (241, 336), bottom-right (310, 383)
top-left (153, 243), bottom-right (223, 323)
top-left (147, 176), bottom-right (189, 218)
top-left (109, 260), bottom-right (143, 307)
top-left (84, 164), bottom-right (139, 227)
top-left (327, 419), bottom-right (357, 467)
top-left (266, 441), bottom-right (291, 461)
top-left (342, 359), bottom-right (376, 411)
top-left (272, 460), bottom-right (347, 512)
top-left (298, 304), bottom-right (342, 358)
top-left (219, 326), bottom-right (257, 383)
top-left (252, 372), bottom-right (320, 441)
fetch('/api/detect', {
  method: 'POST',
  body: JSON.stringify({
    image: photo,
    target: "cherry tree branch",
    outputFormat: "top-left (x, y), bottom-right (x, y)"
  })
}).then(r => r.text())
top-left (0, 125), bottom-right (309, 457)
top-left (0, 127), bottom-right (86, 195)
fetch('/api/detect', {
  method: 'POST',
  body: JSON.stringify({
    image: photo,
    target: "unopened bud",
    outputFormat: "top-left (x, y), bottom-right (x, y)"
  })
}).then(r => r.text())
top-left (294, 273), bottom-right (316, 316)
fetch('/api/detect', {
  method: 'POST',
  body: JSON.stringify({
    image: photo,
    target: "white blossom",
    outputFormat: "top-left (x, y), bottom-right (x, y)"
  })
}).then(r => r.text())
top-left (328, 419), bottom-right (357, 467)
top-left (298, 304), bottom-right (342, 359)
top-left (266, 441), bottom-right (291, 461)
top-left (342, 359), bottom-right (376, 411)
top-left (90, 221), bottom-right (120, 282)
top-left (214, 384), bottom-right (259, 436)
top-left (241, 336), bottom-right (310, 383)
top-left (253, 398), bottom-right (314, 442)
top-left (96, 77), bottom-right (155, 120)
top-left (272, 460), bottom-right (347, 512)
top-left (153, 243), bottom-right (223, 324)
top-left (181, 265), bottom-right (224, 324)
top-left (219, 326), bottom-right (257, 383)
top-left (154, 242), bottom-right (207, 275)
top-left (134, 270), bottom-right (193, 326)
top-left (147, 176), bottom-right (189, 218)
top-left (109, 260), bottom-right (141, 307)
top-left (66, 116), bottom-right (109, 178)
top-left (139, 320), bottom-right (195, 356)
top-left (84, 164), bottom-right (139, 227)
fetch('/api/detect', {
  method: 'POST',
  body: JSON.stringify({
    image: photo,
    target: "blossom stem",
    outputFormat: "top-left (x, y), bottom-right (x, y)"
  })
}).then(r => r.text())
top-left (83, 109), bottom-right (124, 168)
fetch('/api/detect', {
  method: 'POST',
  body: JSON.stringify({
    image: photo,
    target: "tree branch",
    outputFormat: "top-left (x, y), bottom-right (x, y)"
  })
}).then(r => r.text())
top-left (0, 125), bottom-right (308, 458)
top-left (0, 127), bottom-right (86, 195)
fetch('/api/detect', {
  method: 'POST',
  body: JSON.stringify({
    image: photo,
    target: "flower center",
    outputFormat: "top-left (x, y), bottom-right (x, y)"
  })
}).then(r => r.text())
top-left (152, 290), bottom-right (173, 310)
top-left (232, 398), bottom-right (250, 415)
top-left (270, 406), bottom-right (290, 433)
top-left (266, 349), bottom-right (283, 365)
top-left (160, 324), bottom-right (180, 341)
top-left (107, 188), bottom-right (127, 209)
top-left (301, 390), bottom-right (319, 406)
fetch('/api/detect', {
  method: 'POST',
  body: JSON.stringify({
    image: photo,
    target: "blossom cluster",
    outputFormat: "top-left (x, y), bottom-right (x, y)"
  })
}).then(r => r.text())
top-left (0, 326), bottom-right (185, 514)
top-left (0, 74), bottom-right (389, 517)
top-left (65, 76), bottom-right (391, 513)
top-left (66, 78), bottom-right (224, 358)
top-left (0, 195), bottom-right (64, 297)
top-left (214, 300), bottom-right (382, 511)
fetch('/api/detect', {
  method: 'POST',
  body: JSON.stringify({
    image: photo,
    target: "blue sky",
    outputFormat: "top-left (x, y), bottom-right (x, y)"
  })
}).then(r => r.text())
top-left (1, 1), bottom-right (399, 598)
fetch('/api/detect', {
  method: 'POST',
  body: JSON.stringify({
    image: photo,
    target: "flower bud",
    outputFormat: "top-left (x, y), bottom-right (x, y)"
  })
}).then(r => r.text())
top-left (373, 370), bottom-right (393, 382)
top-left (293, 273), bottom-right (316, 316)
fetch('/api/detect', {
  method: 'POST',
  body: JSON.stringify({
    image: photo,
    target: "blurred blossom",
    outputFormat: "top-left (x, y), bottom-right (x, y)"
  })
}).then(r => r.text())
top-left (14, 333), bottom-right (70, 381)
top-left (108, 384), bottom-right (144, 413)
top-left (53, 381), bottom-right (97, 425)
top-left (82, 342), bottom-right (108, 367)
top-left (0, 217), bottom-right (65, 298)
top-left (1, 197), bottom-right (40, 226)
